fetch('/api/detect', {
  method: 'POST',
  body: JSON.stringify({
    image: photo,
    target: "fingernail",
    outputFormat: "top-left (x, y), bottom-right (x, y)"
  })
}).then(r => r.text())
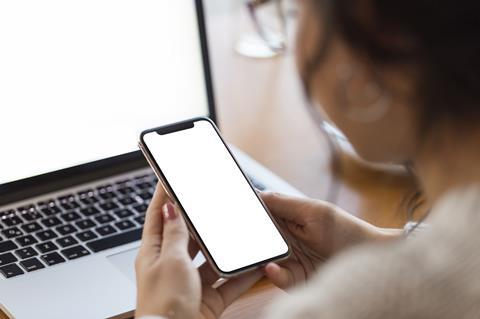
top-left (162, 202), bottom-right (178, 221)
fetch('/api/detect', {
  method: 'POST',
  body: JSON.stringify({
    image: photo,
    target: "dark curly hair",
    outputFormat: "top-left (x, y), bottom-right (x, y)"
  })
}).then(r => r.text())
top-left (303, 0), bottom-right (480, 133)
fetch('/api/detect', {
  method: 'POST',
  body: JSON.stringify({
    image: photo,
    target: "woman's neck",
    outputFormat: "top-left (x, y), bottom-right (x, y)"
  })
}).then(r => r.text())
top-left (415, 126), bottom-right (480, 204)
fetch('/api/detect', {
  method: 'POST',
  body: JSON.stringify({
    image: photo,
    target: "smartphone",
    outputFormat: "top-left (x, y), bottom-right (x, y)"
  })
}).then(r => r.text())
top-left (138, 117), bottom-right (290, 277)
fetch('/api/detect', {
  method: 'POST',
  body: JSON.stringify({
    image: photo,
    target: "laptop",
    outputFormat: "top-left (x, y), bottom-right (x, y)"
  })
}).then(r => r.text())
top-left (0, 0), bottom-right (303, 318)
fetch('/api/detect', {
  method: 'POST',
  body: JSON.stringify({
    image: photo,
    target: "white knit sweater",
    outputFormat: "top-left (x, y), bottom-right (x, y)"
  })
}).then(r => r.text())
top-left (264, 185), bottom-right (480, 318)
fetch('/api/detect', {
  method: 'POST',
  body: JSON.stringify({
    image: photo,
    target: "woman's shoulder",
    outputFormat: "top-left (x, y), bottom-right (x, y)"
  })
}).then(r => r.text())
top-left (264, 185), bottom-right (480, 319)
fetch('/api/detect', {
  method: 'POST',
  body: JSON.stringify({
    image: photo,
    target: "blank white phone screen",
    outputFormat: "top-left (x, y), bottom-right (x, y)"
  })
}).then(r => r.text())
top-left (143, 120), bottom-right (289, 273)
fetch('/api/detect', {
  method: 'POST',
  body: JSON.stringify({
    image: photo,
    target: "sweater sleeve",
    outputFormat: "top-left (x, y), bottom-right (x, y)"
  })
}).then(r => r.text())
top-left (262, 242), bottom-right (410, 319)
top-left (262, 232), bottom-right (469, 319)
top-left (263, 187), bottom-right (480, 319)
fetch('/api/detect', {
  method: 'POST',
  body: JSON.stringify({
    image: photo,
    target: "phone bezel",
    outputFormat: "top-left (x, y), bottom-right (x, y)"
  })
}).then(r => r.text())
top-left (139, 117), bottom-right (291, 278)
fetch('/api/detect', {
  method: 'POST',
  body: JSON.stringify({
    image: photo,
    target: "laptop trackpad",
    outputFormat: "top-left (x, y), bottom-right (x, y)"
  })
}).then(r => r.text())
top-left (107, 247), bottom-right (206, 284)
top-left (107, 248), bottom-right (139, 283)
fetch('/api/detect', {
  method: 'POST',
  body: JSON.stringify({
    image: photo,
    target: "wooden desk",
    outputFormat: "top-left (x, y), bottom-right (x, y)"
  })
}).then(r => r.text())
top-left (203, 2), bottom-right (417, 318)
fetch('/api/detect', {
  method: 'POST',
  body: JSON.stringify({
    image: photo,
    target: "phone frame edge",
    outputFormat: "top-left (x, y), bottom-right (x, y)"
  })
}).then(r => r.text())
top-left (138, 117), bottom-right (292, 279)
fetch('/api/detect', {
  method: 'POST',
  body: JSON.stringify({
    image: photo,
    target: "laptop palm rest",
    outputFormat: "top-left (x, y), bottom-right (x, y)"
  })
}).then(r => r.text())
top-left (0, 256), bottom-right (136, 319)
top-left (107, 248), bottom-right (138, 283)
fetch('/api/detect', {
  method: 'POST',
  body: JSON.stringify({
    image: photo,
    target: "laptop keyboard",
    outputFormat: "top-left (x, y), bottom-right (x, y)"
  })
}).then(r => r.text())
top-left (0, 172), bottom-right (266, 279)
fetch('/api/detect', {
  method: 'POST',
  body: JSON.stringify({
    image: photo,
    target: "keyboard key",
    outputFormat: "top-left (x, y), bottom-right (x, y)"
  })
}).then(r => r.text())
top-left (95, 225), bottom-right (117, 236)
top-left (18, 207), bottom-right (42, 221)
top-left (17, 205), bottom-right (34, 213)
top-left (36, 241), bottom-right (58, 254)
top-left (0, 210), bottom-right (15, 219)
top-left (60, 211), bottom-right (81, 222)
top-left (136, 182), bottom-right (152, 189)
top-left (99, 192), bottom-right (116, 201)
top-left (97, 183), bottom-right (113, 190)
top-left (21, 222), bottom-right (43, 233)
top-left (78, 190), bottom-right (100, 205)
top-left (20, 204), bottom-right (36, 211)
top-left (40, 205), bottom-right (61, 216)
top-left (77, 189), bottom-right (94, 197)
top-left (113, 209), bottom-right (134, 219)
top-left (37, 200), bottom-right (51, 207)
top-left (76, 230), bottom-right (98, 242)
top-left (36, 229), bottom-right (58, 241)
top-left (61, 245), bottom-right (90, 260)
top-left (41, 216), bottom-right (62, 228)
top-left (87, 228), bottom-right (142, 252)
top-left (56, 236), bottom-right (78, 248)
top-left (79, 206), bottom-right (100, 217)
top-left (97, 185), bottom-right (115, 200)
top-left (99, 201), bottom-right (119, 211)
top-left (41, 252), bottom-right (65, 266)
top-left (79, 196), bottom-right (99, 206)
top-left (75, 219), bottom-right (96, 230)
top-left (56, 224), bottom-right (78, 236)
top-left (0, 240), bottom-right (18, 253)
top-left (133, 215), bottom-right (145, 226)
top-left (94, 214), bottom-right (115, 224)
top-left (2, 215), bottom-right (22, 227)
top-left (60, 203), bottom-right (79, 211)
top-left (16, 235), bottom-right (38, 247)
top-left (138, 191), bottom-right (153, 201)
top-left (2, 227), bottom-right (23, 239)
top-left (15, 247), bottom-right (37, 259)
top-left (117, 186), bottom-right (135, 195)
top-left (114, 220), bottom-right (136, 231)
top-left (132, 204), bottom-right (148, 214)
top-left (0, 263), bottom-right (24, 278)
top-left (118, 196), bottom-right (135, 206)
top-left (58, 194), bottom-right (74, 201)
top-left (0, 253), bottom-right (17, 266)
top-left (58, 195), bottom-right (81, 210)
top-left (19, 257), bottom-right (45, 272)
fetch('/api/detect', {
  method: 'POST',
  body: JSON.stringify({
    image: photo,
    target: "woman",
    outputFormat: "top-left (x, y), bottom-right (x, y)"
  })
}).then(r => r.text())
top-left (135, 0), bottom-right (480, 318)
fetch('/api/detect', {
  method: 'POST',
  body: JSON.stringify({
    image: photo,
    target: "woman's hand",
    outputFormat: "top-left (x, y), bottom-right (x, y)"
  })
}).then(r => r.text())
top-left (261, 192), bottom-right (401, 289)
top-left (135, 185), bottom-right (263, 319)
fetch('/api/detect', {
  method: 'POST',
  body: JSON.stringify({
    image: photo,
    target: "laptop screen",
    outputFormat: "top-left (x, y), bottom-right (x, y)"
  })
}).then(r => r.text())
top-left (0, 0), bottom-right (210, 186)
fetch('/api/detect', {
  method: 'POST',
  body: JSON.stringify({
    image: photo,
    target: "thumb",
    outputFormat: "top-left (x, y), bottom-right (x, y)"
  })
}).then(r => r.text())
top-left (160, 202), bottom-right (190, 257)
top-left (261, 192), bottom-right (308, 224)
top-left (136, 184), bottom-right (168, 264)
top-left (264, 262), bottom-right (295, 290)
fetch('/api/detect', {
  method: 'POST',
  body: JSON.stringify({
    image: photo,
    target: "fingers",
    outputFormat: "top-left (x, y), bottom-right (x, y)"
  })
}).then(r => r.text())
top-left (160, 202), bottom-right (190, 259)
top-left (260, 192), bottom-right (308, 224)
top-left (264, 261), bottom-right (302, 290)
top-left (137, 184), bottom-right (168, 263)
top-left (142, 184), bottom-right (168, 240)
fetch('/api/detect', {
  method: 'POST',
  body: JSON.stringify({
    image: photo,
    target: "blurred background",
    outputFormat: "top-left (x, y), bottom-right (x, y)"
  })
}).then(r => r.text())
top-left (203, 0), bottom-right (419, 229)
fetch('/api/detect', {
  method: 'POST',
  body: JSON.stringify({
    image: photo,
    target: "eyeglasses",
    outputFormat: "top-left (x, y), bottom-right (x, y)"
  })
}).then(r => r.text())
top-left (245, 0), bottom-right (288, 54)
